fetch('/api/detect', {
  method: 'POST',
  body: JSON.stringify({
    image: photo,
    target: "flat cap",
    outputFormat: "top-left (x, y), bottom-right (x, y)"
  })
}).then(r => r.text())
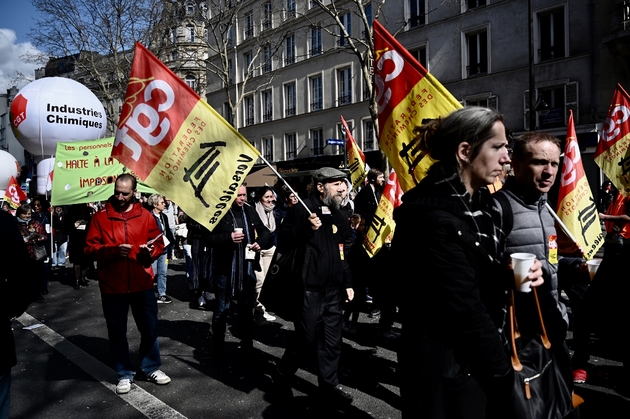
top-left (312, 167), bottom-right (347, 183)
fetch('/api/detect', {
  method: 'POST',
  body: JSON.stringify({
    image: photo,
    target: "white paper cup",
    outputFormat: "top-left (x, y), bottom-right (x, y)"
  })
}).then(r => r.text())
top-left (234, 228), bottom-right (243, 233)
top-left (511, 253), bottom-right (536, 293)
top-left (586, 259), bottom-right (602, 281)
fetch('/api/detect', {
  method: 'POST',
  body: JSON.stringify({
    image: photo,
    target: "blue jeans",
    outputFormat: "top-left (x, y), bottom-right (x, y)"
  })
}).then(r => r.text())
top-left (52, 241), bottom-right (67, 267)
top-left (152, 253), bottom-right (168, 296)
top-left (0, 370), bottom-right (10, 419)
top-left (101, 289), bottom-right (162, 380)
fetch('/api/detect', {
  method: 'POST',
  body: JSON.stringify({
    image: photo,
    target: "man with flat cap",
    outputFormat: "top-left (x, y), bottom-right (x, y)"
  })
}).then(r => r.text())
top-left (272, 167), bottom-right (355, 404)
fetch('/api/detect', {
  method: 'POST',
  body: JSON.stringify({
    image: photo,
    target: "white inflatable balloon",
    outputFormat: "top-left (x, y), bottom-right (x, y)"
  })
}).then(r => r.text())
top-left (0, 150), bottom-right (21, 191)
top-left (10, 77), bottom-right (107, 156)
top-left (36, 157), bottom-right (56, 195)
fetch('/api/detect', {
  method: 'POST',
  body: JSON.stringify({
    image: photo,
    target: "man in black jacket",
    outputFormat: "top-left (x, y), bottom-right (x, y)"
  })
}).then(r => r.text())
top-left (203, 183), bottom-right (269, 356)
top-left (1, 211), bottom-right (38, 417)
top-left (272, 167), bottom-right (355, 404)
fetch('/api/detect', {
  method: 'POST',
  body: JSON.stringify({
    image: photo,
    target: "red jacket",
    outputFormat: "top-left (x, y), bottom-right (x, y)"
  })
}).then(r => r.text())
top-left (85, 200), bottom-right (164, 294)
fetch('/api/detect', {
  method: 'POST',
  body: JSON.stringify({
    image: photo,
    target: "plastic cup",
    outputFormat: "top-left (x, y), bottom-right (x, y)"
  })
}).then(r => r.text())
top-left (586, 259), bottom-right (602, 281)
top-left (234, 228), bottom-right (243, 233)
top-left (511, 253), bottom-right (536, 293)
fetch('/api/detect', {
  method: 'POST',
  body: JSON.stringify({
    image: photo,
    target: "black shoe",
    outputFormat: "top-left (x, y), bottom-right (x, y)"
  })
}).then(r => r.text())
top-left (73, 280), bottom-right (80, 290)
top-left (79, 278), bottom-right (89, 287)
top-left (368, 309), bottom-right (381, 319)
top-left (271, 368), bottom-right (293, 401)
top-left (320, 384), bottom-right (353, 404)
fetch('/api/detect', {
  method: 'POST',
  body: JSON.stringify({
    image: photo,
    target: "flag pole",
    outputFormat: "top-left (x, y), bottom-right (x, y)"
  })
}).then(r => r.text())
top-left (256, 154), bottom-right (312, 215)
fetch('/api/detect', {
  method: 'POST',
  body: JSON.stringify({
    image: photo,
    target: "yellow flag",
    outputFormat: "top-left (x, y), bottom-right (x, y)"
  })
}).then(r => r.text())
top-left (112, 43), bottom-right (260, 231)
top-left (341, 115), bottom-right (368, 190)
top-left (556, 110), bottom-right (603, 259)
top-left (364, 169), bottom-right (403, 257)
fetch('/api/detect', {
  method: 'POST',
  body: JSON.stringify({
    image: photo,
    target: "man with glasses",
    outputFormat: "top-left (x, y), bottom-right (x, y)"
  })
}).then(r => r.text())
top-left (85, 174), bottom-right (171, 394)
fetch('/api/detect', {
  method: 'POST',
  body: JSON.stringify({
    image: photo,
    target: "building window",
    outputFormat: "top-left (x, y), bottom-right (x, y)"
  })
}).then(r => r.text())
top-left (411, 46), bottom-right (427, 69)
top-left (286, 0), bottom-right (296, 19)
top-left (363, 4), bottom-right (373, 39)
top-left (363, 74), bottom-right (370, 100)
top-left (339, 13), bottom-right (352, 46)
top-left (263, 45), bottom-right (272, 73)
top-left (285, 133), bottom-right (297, 159)
top-left (200, 2), bottom-right (208, 18)
top-left (285, 83), bottom-right (296, 116)
top-left (263, 2), bottom-right (272, 30)
top-left (311, 128), bottom-right (324, 156)
top-left (263, 137), bottom-right (273, 161)
top-left (310, 75), bottom-right (323, 111)
top-left (227, 25), bottom-right (233, 47)
top-left (311, 25), bottom-right (322, 56)
top-left (186, 25), bottom-right (195, 42)
top-left (245, 95), bottom-right (255, 126)
top-left (408, 0), bottom-right (425, 28)
top-left (227, 59), bottom-right (234, 86)
top-left (363, 120), bottom-right (375, 150)
top-left (538, 9), bottom-right (565, 61)
top-left (185, 1), bottom-right (195, 15)
top-left (244, 51), bottom-right (253, 78)
top-left (262, 90), bottom-right (273, 122)
top-left (171, 28), bottom-right (178, 43)
top-left (185, 75), bottom-right (196, 90)
top-left (466, 0), bottom-right (486, 10)
top-left (171, 50), bottom-right (179, 61)
top-left (466, 30), bottom-right (488, 77)
top-left (224, 102), bottom-right (233, 126)
top-left (337, 67), bottom-right (352, 106)
top-left (245, 11), bottom-right (254, 38)
top-left (285, 34), bottom-right (295, 65)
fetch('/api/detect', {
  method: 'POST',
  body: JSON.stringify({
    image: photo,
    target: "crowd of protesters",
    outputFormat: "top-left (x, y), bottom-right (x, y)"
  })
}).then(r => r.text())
top-left (4, 106), bottom-right (630, 418)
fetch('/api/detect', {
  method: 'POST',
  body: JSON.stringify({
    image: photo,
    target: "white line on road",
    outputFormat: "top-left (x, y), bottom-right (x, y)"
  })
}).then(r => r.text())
top-left (16, 312), bottom-right (187, 419)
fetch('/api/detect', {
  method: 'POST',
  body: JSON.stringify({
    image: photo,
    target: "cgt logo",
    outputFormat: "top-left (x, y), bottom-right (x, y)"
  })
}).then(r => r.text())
top-left (374, 48), bottom-right (404, 115)
top-left (115, 78), bottom-right (175, 161)
top-left (10, 94), bottom-right (28, 129)
top-left (600, 105), bottom-right (630, 143)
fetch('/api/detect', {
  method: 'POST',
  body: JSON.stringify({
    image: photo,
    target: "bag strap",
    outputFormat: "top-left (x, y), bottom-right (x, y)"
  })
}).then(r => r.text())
top-left (494, 191), bottom-right (513, 237)
top-left (509, 287), bottom-right (551, 371)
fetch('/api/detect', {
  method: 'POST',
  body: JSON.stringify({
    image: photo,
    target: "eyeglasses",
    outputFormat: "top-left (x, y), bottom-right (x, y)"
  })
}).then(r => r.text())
top-left (114, 191), bottom-right (133, 197)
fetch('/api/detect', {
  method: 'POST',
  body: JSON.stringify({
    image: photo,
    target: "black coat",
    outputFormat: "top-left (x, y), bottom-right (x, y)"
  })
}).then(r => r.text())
top-left (391, 172), bottom-right (513, 419)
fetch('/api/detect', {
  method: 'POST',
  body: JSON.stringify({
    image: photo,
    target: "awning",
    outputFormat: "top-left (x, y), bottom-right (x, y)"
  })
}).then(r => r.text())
top-left (245, 164), bottom-right (278, 188)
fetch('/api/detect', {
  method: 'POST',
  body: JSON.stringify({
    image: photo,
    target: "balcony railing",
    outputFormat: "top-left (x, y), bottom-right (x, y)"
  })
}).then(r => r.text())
top-left (285, 54), bottom-right (295, 65)
top-left (245, 117), bottom-right (254, 126)
top-left (245, 28), bottom-right (254, 38)
top-left (310, 45), bottom-right (322, 56)
top-left (311, 100), bottom-right (322, 111)
top-left (610, 1), bottom-right (630, 31)
top-left (285, 106), bottom-right (296, 116)
top-left (262, 19), bottom-right (272, 30)
top-left (466, 63), bottom-right (487, 77)
top-left (364, 140), bottom-right (374, 151)
top-left (311, 146), bottom-right (324, 156)
top-left (263, 61), bottom-right (272, 73)
top-left (263, 111), bottom-right (273, 122)
top-left (338, 94), bottom-right (352, 106)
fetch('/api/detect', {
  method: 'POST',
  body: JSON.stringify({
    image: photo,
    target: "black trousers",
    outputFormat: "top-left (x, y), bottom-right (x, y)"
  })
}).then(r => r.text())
top-left (278, 287), bottom-right (343, 388)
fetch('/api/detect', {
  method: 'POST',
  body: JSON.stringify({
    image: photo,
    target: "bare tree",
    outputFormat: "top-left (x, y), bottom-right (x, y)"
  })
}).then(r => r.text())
top-left (28, 0), bottom-right (166, 133)
top-left (204, 0), bottom-right (292, 126)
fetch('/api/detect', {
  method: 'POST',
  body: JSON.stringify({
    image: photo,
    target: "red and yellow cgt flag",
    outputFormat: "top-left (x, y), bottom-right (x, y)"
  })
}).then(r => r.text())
top-left (373, 20), bottom-right (462, 192)
top-left (556, 110), bottom-right (603, 259)
top-left (341, 115), bottom-right (368, 190)
top-left (112, 43), bottom-right (260, 231)
top-left (364, 169), bottom-right (403, 257)
top-left (594, 83), bottom-right (630, 195)
top-left (3, 176), bottom-right (27, 209)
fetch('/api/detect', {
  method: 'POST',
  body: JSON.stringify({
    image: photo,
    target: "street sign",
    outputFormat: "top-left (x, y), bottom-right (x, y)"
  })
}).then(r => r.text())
top-left (327, 138), bottom-right (345, 146)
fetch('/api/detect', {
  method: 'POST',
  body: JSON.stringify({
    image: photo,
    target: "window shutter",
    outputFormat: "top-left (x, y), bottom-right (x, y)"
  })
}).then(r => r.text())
top-left (524, 90), bottom-right (530, 131)
top-left (565, 81), bottom-right (578, 124)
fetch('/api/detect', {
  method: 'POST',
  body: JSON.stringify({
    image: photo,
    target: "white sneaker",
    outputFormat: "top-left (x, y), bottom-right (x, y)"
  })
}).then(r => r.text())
top-left (116, 378), bottom-right (132, 394)
top-left (263, 311), bottom-right (276, 321)
top-left (148, 370), bottom-right (171, 385)
top-left (197, 295), bottom-right (206, 308)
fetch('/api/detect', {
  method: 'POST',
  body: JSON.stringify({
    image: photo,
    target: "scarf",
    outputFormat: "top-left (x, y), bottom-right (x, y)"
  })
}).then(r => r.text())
top-left (255, 201), bottom-right (276, 233)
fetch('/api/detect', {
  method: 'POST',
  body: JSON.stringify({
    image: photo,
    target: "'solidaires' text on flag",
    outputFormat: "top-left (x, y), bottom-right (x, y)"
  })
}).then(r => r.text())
top-left (112, 43), bottom-right (260, 231)
top-left (556, 110), bottom-right (603, 259)
top-left (373, 20), bottom-right (462, 192)
top-left (594, 83), bottom-right (630, 195)
top-left (341, 115), bottom-right (368, 190)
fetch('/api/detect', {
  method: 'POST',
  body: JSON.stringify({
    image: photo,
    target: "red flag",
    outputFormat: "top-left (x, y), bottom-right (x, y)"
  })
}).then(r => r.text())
top-left (112, 43), bottom-right (260, 231)
top-left (3, 176), bottom-right (27, 209)
top-left (556, 110), bottom-right (603, 259)
top-left (594, 83), bottom-right (630, 194)
top-left (373, 20), bottom-right (462, 192)
top-left (340, 116), bottom-right (367, 190)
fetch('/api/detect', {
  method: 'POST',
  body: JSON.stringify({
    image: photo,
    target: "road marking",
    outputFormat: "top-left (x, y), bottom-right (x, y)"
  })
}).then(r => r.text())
top-left (16, 312), bottom-right (187, 419)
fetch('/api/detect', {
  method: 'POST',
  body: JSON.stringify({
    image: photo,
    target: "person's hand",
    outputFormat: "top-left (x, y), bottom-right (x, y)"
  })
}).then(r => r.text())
top-left (138, 244), bottom-right (153, 255)
top-left (231, 231), bottom-right (244, 243)
top-left (528, 259), bottom-right (545, 288)
top-left (345, 288), bottom-right (354, 302)
top-left (118, 244), bottom-right (133, 258)
top-left (250, 242), bottom-right (261, 252)
top-left (308, 213), bottom-right (321, 231)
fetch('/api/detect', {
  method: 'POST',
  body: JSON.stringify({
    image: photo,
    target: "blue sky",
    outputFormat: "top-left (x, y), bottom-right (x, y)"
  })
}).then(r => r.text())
top-left (0, 0), bottom-right (44, 91)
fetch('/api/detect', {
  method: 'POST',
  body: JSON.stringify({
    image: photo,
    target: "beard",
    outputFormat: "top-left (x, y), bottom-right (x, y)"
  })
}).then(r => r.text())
top-left (321, 184), bottom-right (344, 210)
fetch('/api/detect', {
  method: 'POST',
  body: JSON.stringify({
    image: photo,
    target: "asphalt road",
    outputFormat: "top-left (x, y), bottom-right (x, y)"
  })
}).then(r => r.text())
top-left (8, 259), bottom-right (629, 418)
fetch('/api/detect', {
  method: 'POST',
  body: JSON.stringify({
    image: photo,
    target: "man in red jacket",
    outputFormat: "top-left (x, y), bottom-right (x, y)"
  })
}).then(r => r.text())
top-left (85, 174), bottom-right (170, 394)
